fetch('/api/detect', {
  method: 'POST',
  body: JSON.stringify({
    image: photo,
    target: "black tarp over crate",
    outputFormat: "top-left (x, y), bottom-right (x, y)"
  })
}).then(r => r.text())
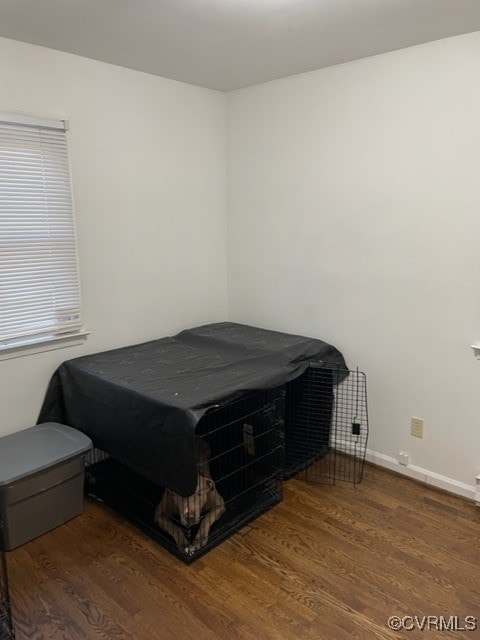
top-left (284, 365), bottom-right (368, 485)
top-left (0, 525), bottom-right (14, 640)
top-left (39, 322), bottom-right (348, 560)
top-left (38, 323), bottom-right (347, 497)
top-left (85, 386), bottom-right (285, 562)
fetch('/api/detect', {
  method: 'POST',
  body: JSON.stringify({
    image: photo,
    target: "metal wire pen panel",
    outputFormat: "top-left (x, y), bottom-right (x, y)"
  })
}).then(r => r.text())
top-left (285, 366), bottom-right (368, 485)
top-left (85, 386), bottom-right (285, 563)
top-left (0, 525), bottom-right (14, 640)
top-left (284, 366), bottom-right (335, 478)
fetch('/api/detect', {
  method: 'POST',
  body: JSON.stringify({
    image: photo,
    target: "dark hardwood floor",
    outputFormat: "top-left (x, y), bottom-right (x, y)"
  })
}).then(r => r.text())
top-left (6, 464), bottom-right (480, 639)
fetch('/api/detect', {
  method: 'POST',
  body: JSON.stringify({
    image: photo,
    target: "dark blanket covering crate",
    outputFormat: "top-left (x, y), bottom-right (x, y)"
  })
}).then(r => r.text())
top-left (38, 322), bottom-right (347, 496)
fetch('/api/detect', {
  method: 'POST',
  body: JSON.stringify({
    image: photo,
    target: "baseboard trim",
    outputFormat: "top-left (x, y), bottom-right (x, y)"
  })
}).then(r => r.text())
top-left (365, 449), bottom-right (476, 502)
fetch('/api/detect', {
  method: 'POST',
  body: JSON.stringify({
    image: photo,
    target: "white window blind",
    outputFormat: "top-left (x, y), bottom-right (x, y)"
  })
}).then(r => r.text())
top-left (0, 116), bottom-right (82, 348)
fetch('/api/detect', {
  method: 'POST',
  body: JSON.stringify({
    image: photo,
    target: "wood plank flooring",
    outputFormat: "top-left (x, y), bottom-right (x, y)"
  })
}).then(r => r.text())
top-left (6, 464), bottom-right (480, 640)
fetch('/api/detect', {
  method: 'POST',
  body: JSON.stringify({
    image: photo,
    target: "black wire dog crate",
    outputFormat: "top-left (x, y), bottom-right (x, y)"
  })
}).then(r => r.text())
top-left (0, 525), bottom-right (14, 640)
top-left (85, 386), bottom-right (285, 563)
top-left (284, 365), bottom-right (369, 485)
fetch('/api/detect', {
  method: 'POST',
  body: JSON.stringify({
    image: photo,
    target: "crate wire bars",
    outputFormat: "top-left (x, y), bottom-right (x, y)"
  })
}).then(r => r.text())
top-left (0, 525), bottom-right (14, 640)
top-left (85, 386), bottom-right (285, 563)
top-left (85, 365), bottom-right (368, 562)
top-left (285, 365), bottom-right (369, 485)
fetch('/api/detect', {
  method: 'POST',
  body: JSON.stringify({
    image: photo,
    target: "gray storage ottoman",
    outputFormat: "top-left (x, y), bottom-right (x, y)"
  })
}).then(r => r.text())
top-left (0, 423), bottom-right (92, 550)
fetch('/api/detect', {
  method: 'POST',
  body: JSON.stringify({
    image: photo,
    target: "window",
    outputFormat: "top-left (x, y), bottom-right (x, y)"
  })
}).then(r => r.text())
top-left (0, 113), bottom-right (83, 355)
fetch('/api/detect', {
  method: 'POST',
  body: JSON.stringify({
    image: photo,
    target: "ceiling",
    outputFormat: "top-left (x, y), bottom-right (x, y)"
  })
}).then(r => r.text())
top-left (0, 0), bottom-right (479, 92)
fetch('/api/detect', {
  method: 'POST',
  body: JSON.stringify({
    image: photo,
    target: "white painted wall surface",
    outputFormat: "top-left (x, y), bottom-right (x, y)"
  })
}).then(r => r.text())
top-left (1, 31), bottom-right (480, 496)
top-left (0, 37), bottom-right (227, 436)
top-left (227, 32), bottom-right (480, 491)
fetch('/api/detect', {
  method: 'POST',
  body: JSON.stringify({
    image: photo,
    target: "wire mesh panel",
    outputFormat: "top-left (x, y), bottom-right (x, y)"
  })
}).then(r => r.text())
top-left (85, 386), bottom-right (284, 562)
top-left (285, 366), bottom-right (368, 485)
top-left (284, 366), bottom-right (335, 478)
top-left (0, 525), bottom-right (14, 640)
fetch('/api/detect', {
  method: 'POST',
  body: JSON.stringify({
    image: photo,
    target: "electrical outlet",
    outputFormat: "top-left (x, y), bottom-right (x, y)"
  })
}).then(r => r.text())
top-left (398, 451), bottom-right (409, 466)
top-left (411, 417), bottom-right (424, 438)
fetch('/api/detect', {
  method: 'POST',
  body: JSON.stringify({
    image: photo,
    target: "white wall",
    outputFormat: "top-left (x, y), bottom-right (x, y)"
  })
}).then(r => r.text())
top-left (227, 32), bottom-right (480, 492)
top-left (2, 31), bottom-right (480, 496)
top-left (0, 37), bottom-right (227, 436)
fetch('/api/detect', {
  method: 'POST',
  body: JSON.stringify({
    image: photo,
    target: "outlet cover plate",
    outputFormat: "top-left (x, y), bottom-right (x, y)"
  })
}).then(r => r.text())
top-left (411, 417), bottom-right (424, 438)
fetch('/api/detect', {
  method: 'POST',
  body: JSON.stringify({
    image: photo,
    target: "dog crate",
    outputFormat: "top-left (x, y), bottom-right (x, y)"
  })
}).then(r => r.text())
top-left (284, 365), bottom-right (369, 485)
top-left (85, 386), bottom-right (285, 563)
top-left (0, 524), bottom-right (14, 640)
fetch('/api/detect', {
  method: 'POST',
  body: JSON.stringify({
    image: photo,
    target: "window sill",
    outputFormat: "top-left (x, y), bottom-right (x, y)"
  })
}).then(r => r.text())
top-left (0, 331), bottom-right (90, 361)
